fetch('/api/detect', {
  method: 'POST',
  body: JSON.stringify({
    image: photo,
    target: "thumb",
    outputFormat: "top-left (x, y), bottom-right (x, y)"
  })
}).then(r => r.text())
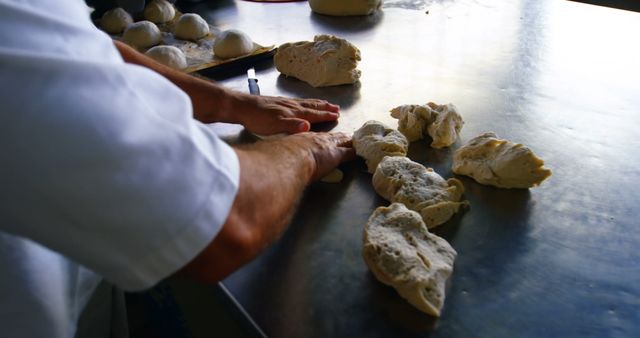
top-left (283, 118), bottom-right (310, 133)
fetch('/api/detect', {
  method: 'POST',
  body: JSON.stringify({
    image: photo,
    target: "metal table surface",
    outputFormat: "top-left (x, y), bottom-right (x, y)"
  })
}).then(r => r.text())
top-left (185, 0), bottom-right (640, 337)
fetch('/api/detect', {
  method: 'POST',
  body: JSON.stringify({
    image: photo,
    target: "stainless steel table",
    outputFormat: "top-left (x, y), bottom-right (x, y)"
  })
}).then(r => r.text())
top-left (185, 0), bottom-right (640, 337)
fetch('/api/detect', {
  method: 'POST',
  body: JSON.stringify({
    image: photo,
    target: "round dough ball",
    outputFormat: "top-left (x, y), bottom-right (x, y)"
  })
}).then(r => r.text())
top-left (145, 45), bottom-right (187, 70)
top-left (143, 0), bottom-right (175, 24)
top-left (309, 0), bottom-right (382, 16)
top-left (213, 29), bottom-right (254, 59)
top-left (100, 7), bottom-right (133, 34)
top-left (122, 21), bottom-right (162, 49)
top-left (174, 13), bottom-right (210, 41)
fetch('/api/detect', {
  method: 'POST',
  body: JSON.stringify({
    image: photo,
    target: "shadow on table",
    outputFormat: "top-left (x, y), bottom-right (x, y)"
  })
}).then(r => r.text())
top-left (309, 10), bottom-right (385, 32)
top-left (276, 75), bottom-right (362, 109)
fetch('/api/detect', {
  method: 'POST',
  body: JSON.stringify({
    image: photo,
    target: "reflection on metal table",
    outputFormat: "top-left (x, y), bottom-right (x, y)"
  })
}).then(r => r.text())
top-left (185, 0), bottom-right (640, 337)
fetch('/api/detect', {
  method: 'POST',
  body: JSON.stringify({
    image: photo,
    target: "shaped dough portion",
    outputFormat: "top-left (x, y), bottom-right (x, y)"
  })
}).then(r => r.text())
top-left (373, 156), bottom-right (468, 228)
top-left (390, 102), bottom-right (463, 148)
top-left (174, 13), bottom-right (210, 41)
top-left (452, 132), bottom-right (552, 189)
top-left (309, 0), bottom-right (382, 16)
top-left (101, 7), bottom-right (133, 34)
top-left (143, 0), bottom-right (175, 24)
top-left (274, 35), bottom-right (361, 87)
top-left (145, 45), bottom-right (187, 70)
top-left (122, 21), bottom-right (162, 49)
top-left (353, 120), bottom-right (408, 173)
top-left (213, 29), bottom-right (254, 59)
top-left (363, 202), bottom-right (456, 317)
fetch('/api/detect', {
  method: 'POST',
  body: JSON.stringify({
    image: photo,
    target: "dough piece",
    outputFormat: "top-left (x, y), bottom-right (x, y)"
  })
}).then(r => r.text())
top-left (309, 0), bottom-right (382, 16)
top-left (353, 120), bottom-right (408, 174)
top-left (100, 8), bottom-right (133, 34)
top-left (143, 0), bottom-right (176, 24)
top-left (274, 35), bottom-right (361, 87)
top-left (452, 132), bottom-right (552, 189)
top-left (213, 29), bottom-right (254, 59)
top-left (373, 156), bottom-right (468, 228)
top-left (363, 203), bottom-right (456, 317)
top-left (122, 21), bottom-right (162, 49)
top-left (145, 45), bottom-right (187, 70)
top-left (174, 13), bottom-right (210, 41)
top-left (390, 102), bottom-right (463, 148)
top-left (320, 168), bottom-right (344, 183)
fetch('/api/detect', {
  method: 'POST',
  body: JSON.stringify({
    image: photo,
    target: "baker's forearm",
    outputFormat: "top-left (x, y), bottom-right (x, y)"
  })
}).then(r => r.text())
top-left (178, 139), bottom-right (314, 282)
top-left (113, 40), bottom-right (237, 123)
top-left (178, 132), bottom-right (353, 283)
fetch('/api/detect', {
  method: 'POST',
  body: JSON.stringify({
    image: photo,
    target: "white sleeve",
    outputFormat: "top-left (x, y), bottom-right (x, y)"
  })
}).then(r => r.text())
top-left (0, 0), bottom-right (239, 290)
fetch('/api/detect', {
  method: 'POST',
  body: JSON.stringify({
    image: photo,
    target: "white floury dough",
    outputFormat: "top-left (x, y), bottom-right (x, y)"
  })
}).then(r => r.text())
top-left (122, 21), bottom-right (162, 49)
top-left (100, 8), bottom-right (133, 34)
top-left (309, 0), bottom-right (383, 16)
top-left (145, 45), bottom-right (187, 70)
top-left (213, 29), bottom-right (254, 59)
top-left (174, 13), bottom-right (210, 41)
top-left (452, 132), bottom-right (552, 189)
top-left (353, 120), bottom-right (408, 174)
top-left (363, 203), bottom-right (457, 317)
top-left (143, 0), bottom-right (176, 24)
top-left (373, 156), bottom-right (468, 228)
top-left (390, 102), bottom-right (464, 148)
top-left (274, 35), bottom-right (361, 87)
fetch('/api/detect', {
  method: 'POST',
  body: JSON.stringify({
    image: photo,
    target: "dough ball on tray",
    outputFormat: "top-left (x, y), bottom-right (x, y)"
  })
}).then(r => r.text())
top-left (174, 13), bottom-right (210, 41)
top-left (101, 8), bottom-right (133, 34)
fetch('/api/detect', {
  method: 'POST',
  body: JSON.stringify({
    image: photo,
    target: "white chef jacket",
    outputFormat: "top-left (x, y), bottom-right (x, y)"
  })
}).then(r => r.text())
top-left (0, 1), bottom-right (240, 337)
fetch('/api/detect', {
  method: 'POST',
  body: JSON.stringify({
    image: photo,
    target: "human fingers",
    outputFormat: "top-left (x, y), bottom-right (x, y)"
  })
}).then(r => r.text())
top-left (279, 118), bottom-right (311, 134)
top-left (295, 98), bottom-right (340, 113)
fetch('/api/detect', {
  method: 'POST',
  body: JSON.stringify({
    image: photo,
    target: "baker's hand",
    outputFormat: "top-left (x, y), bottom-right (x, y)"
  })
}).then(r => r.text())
top-left (283, 132), bottom-right (355, 181)
top-left (234, 94), bottom-right (341, 136)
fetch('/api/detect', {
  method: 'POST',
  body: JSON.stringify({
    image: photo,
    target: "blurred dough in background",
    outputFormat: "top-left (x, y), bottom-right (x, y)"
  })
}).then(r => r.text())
top-left (122, 20), bottom-right (162, 49)
top-left (174, 13), bottom-right (210, 41)
top-left (309, 0), bottom-right (382, 16)
top-left (213, 29), bottom-right (254, 59)
top-left (143, 0), bottom-right (176, 24)
top-left (100, 7), bottom-right (133, 34)
top-left (145, 45), bottom-right (187, 70)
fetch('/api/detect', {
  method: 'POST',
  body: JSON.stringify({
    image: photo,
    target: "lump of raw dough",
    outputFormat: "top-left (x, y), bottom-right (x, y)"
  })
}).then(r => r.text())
top-left (145, 45), bottom-right (187, 70)
top-left (452, 132), bottom-right (552, 189)
top-left (363, 202), bottom-right (457, 317)
top-left (274, 35), bottom-right (361, 87)
top-left (143, 0), bottom-right (175, 24)
top-left (122, 21), bottom-right (162, 49)
top-left (373, 156), bottom-right (468, 228)
top-left (353, 120), bottom-right (408, 174)
top-left (174, 13), bottom-right (210, 41)
top-left (320, 168), bottom-right (344, 183)
top-left (213, 29), bottom-right (254, 59)
top-left (390, 102), bottom-right (464, 148)
top-left (100, 8), bottom-right (133, 34)
top-left (309, 0), bottom-right (383, 16)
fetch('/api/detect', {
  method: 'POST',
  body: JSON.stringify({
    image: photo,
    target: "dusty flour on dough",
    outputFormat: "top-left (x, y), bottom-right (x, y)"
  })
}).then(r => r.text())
top-left (363, 202), bottom-right (456, 317)
top-left (274, 35), bottom-right (361, 87)
top-left (353, 120), bottom-right (408, 174)
top-left (452, 132), bottom-right (552, 188)
top-left (373, 156), bottom-right (468, 228)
